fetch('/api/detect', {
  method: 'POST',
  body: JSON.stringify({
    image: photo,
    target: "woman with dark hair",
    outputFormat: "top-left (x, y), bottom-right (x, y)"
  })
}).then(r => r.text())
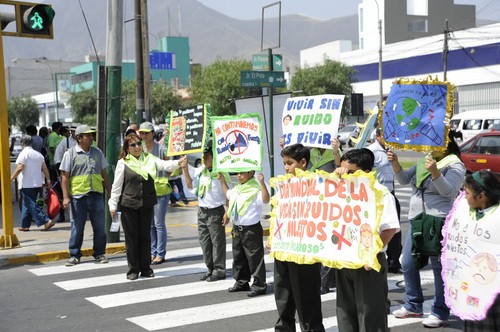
top-left (388, 131), bottom-right (466, 328)
top-left (461, 170), bottom-right (500, 331)
top-left (109, 134), bottom-right (187, 280)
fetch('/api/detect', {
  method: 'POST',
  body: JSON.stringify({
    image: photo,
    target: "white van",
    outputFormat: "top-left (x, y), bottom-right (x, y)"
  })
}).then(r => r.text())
top-left (449, 110), bottom-right (500, 142)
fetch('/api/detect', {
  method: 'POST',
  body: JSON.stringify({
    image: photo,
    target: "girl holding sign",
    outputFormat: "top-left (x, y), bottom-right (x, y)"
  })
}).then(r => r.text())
top-left (458, 171), bottom-right (500, 331)
top-left (389, 133), bottom-right (465, 328)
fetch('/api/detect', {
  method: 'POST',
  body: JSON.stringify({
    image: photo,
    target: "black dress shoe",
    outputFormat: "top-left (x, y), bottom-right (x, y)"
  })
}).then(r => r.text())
top-left (247, 289), bottom-right (266, 297)
top-left (141, 270), bottom-right (155, 278)
top-left (200, 272), bottom-right (212, 281)
top-left (206, 274), bottom-right (226, 282)
top-left (388, 266), bottom-right (403, 274)
top-left (228, 283), bottom-right (250, 292)
top-left (127, 273), bottom-right (139, 280)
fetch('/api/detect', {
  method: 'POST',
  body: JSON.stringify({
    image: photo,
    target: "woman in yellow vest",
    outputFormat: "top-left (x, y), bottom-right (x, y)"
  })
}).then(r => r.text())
top-left (109, 134), bottom-right (187, 280)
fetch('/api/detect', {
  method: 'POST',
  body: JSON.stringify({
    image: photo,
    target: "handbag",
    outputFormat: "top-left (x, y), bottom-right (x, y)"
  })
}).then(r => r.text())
top-left (411, 212), bottom-right (445, 256)
top-left (45, 188), bottom-right (62, 220)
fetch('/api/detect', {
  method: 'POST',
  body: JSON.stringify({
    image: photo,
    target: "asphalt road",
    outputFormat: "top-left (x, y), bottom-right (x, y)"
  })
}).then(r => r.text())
top-left (0, 183), bottom-right (464, 332)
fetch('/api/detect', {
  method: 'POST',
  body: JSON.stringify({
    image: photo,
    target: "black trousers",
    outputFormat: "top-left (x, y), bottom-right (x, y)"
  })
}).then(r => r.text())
top-left (274, 260), bottom-right (324, 332)
top-left (231, 222), bottom-right (266, 291)
top-left (121, 205), bottom-right (154, 275)
top-left (336, 253), bottom-right (389, 332)
top-left (386, 192), bottom-right (402, 269)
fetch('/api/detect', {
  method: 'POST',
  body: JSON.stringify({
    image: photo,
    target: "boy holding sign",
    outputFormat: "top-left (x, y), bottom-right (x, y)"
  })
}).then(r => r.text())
top-left (334, 149), bottom-right (400, 332)
top-left (218, 171), bottom-right (270, 297)
top-left (272, 143), bottom-right (325, 332)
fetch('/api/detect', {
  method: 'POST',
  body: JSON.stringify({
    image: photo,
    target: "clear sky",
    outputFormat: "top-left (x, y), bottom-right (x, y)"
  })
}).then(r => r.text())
top-left (198, 0), bottom-right (499, 21)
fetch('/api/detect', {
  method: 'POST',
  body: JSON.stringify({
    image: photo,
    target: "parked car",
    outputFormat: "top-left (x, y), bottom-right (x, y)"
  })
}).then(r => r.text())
top-left (459, 131), bottom-right (500, 174)
top-left (10, 144), bottom-right (22, 162)
top-left (337, 124), bottom-right (360, 147)
top-left (188, 152), bottom-right (203, 168)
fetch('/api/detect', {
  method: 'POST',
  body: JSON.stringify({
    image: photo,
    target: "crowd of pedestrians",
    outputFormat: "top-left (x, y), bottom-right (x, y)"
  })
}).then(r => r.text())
top-left (9, 119), bottom-right (498, 332)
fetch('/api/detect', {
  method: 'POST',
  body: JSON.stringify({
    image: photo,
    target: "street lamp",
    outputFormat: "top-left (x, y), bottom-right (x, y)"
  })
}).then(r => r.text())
top-left (374, 0), bottom-right (383, 110)
top-left (54, 72), bottom-right (75, 122)
top-left (35, 58), bottom-right (56, 123)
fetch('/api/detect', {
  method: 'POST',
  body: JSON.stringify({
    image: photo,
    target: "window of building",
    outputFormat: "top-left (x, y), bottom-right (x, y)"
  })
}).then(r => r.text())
top-left (407, 0), bottom-right (428, 16)
top-left (359, 8), bottom-right (364, 32)
top-left (408, 18), bottom-right (428, 33)
top-left (72, 71), bottom-right (93, 85)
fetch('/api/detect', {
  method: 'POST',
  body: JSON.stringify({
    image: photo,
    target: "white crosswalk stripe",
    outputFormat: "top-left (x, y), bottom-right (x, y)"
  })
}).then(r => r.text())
top-left (28, 244), bottom-right (438, 331)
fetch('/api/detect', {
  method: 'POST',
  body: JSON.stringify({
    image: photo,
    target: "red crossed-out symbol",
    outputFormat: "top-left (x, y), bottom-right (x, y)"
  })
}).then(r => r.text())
top-left (225, 130), bottom-right (248, 155)
top-left (274, 220), bottom-right (284, 240)
top-left (332, 224), bottom-right (352, 250)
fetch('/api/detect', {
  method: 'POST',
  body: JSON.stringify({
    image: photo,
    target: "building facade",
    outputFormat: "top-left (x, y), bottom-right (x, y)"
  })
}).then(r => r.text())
top-left (359, 0), bottom-right (475, 50)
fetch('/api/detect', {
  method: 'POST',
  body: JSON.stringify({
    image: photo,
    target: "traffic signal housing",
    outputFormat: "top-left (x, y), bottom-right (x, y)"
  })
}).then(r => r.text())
top-left (20, 4), bottom-right (54, 38)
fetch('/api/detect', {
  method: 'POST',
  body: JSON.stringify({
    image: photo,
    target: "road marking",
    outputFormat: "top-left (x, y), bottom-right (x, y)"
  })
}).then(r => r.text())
top-left (127, 292), bottom-right (337, 331)
top-left (54, 255), bottom-right (273, 290)
top-left (28, 245), bottom-right (212, 276)
top-left (87, 271), bottom-right (274, 308)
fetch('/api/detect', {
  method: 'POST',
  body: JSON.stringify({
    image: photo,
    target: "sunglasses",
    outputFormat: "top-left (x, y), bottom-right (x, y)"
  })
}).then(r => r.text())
top-left (129, 142), bottom-right (142, 148)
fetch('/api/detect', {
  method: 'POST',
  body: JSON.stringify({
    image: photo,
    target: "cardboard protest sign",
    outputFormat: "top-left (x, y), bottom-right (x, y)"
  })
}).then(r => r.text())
top-left (442, 192), bottom-right (500, 321)
top-left (268, 170), bottom-right (386, 271)
top-left (354, 106), bottom-right (378, 149)
top-left (211, 113), bottom-right (263, 173)
top-left (379, 77), bottom-right (454, 153)
top-left (166, 104), bottom-right (210, 156)
top-left (282, 94), bottom-right (345, 149)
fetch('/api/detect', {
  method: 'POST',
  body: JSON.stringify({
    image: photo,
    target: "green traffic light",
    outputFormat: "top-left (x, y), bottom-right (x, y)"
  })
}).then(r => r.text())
top-left (22, 4), bottom-right (55, 33)
top-left (28, 11), bottom-right (44, 30)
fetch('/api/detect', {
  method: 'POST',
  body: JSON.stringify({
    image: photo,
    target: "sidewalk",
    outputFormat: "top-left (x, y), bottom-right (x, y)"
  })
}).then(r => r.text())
top-left (0, 197), bottom-right (271, 268)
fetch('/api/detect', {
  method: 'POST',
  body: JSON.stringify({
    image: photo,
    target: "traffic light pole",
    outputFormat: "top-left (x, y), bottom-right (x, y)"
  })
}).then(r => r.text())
top-left (268, 47), bottom-right (274, 180)
top-left (0, 29), bottom-right (20, 248)
top-left (0, 1), bottom-right (54, 248)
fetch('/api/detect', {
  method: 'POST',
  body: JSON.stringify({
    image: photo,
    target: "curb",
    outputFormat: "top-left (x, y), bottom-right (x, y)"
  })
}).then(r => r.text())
top-left (1, 229), bottom-right (270, 267)
top-left (3, 243), bottom-right (126, 267)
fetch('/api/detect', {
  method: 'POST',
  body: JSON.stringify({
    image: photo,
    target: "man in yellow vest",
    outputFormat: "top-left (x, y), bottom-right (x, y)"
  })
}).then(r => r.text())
top-left (60, 125), bottom-right (111, 266)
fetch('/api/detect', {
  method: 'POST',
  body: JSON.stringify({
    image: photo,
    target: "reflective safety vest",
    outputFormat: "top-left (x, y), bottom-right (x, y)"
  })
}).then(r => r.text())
top-left (149, 142), bottom-right (172, 197)
top-left (67, 146), bottom-right (105, 196)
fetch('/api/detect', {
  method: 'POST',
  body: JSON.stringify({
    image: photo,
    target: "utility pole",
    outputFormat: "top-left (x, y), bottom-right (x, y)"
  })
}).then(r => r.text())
top-left (105, 0), bottom-right (123, 242)
top-left (134, 0), bottom-right (145, 124)
top-left (141, 0), bottom-right (151, 122)
top-left (374, 0), bottom-right (383, 109)
top-left (443, 19), bottom-right (449, 81)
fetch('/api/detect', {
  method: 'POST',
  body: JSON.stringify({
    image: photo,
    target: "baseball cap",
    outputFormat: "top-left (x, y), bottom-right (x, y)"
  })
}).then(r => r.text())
top-left (75, 125), bottom-right (96, 136)
top-left (138, 122), bottom-right (154, 132)
top-left (203, 140), bottom-right (213, 153)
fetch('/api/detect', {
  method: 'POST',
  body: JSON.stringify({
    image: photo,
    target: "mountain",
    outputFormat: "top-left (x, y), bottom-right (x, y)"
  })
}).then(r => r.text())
top-left (2, 0), bottom-right (359, 69)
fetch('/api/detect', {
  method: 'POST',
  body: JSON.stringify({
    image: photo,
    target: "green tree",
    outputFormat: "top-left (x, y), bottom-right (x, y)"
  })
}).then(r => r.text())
top-left (7, 97), bottom-right (39, 132)
top-left (290, 58), bottom-right (356, 120)
top-left (152, 81), bottom-right (182, 123)
top-left (191, 58), bottom-right (252, 116)
top-left (121, 79), bottom-right (136, 123)
top-left (69, 87), bottom-right (97, 125)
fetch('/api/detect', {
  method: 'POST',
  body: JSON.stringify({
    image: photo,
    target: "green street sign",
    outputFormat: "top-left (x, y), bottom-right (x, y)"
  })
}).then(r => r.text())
top-left (240, 71), bottom-right (286, 88)
top-left (252, 54), bottom-right (283, 71)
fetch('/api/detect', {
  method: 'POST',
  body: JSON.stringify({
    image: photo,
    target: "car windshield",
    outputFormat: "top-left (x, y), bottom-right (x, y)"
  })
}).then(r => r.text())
top-left (340, 125), bottom-right (356, 132)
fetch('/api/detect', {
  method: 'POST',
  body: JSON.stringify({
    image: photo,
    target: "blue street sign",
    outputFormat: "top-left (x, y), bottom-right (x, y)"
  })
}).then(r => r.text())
top-left (149, 52), bottom-right (176, 70)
